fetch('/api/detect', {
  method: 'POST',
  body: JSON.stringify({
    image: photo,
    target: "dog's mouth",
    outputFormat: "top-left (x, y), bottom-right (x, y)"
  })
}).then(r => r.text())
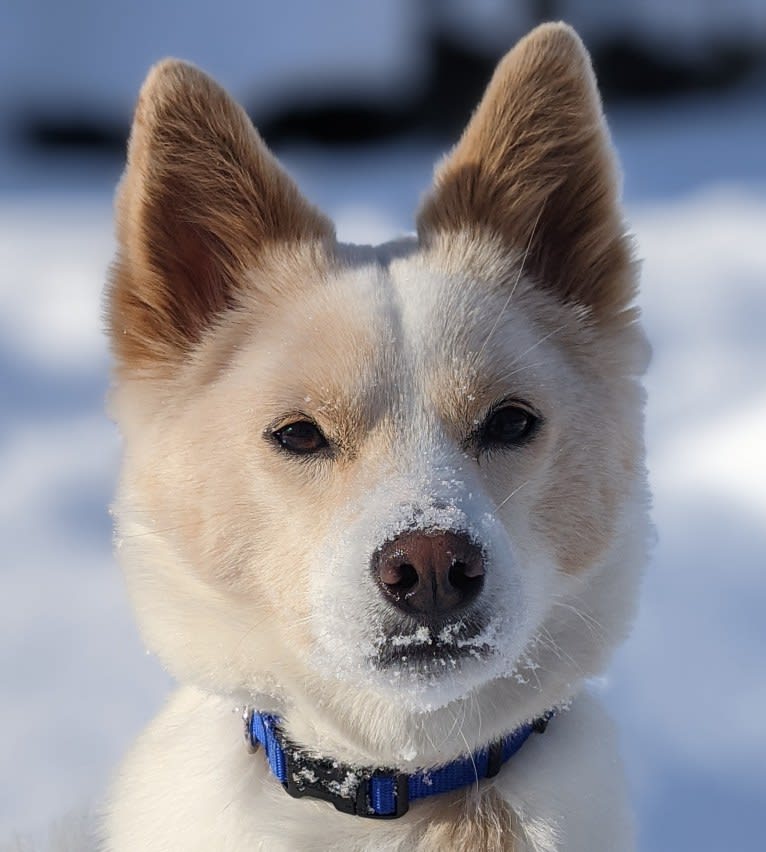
top-left (372, 615), bottom-right (491, 671)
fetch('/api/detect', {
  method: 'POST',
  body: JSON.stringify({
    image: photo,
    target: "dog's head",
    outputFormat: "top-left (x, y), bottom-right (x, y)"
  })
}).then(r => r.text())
top-left (108, 24), bottom-right (649, 760)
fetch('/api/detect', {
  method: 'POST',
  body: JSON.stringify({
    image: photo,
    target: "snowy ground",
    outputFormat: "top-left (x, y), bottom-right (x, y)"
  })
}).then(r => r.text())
top-left (1, 88), bottom-right (765, 850)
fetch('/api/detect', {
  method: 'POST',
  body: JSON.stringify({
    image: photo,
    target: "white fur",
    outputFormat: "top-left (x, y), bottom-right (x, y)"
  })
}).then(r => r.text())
top-left (102, 240), bottom-right (650, 849)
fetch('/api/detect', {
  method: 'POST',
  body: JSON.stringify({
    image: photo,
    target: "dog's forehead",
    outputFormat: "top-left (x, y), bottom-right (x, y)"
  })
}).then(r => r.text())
top-left (238, 236), bottom-right (565, 428)
top-left (387, 246), bottom-right (513, 356)
top-left (356, 239), bottom-right (555, 381)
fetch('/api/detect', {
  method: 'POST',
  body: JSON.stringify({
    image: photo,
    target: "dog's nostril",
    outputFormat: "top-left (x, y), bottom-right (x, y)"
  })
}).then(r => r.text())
top-left (380, 561), bottom-right (419, 592)
top-left (448, 559), bottom-right (483, 592)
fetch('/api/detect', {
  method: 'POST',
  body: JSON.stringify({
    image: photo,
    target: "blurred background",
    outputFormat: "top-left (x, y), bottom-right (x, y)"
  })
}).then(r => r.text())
top-left (1, 2), bottom-right (765, 849)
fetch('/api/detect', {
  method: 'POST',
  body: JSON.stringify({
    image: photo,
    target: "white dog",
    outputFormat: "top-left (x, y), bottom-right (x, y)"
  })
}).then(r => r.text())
top-left (103, 22), bottom-right (649, 851)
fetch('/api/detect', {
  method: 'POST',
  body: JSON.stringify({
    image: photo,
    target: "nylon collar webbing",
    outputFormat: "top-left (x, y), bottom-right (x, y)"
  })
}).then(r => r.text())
top-left (245, 710), bottom-right (551, 819)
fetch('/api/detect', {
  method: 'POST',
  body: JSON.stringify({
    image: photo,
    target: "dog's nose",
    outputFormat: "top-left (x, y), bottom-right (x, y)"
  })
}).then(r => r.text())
top-left (373, 530), bottom-right (485, 620)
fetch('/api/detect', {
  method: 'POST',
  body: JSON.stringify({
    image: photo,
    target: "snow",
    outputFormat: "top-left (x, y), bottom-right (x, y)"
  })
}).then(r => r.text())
top-left (391, 626), bottom-right (433, 647)
top-left (1, 87), bottom-right (765, 849)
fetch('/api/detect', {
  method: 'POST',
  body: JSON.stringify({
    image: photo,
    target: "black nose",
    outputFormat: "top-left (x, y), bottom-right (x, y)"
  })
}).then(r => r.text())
top-left (373, 530), bottom-right (485, 621)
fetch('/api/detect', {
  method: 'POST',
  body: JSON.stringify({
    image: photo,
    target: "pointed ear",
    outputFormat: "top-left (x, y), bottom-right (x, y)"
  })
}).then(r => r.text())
top-left (108, 59), bottom-right (334, 374)
top-left (417, 23), bottom-right (635, 321)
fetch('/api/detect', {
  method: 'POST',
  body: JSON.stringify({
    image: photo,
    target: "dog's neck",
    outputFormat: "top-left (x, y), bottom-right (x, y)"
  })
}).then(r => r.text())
top-left (243, 708), bottom-right (553, 820)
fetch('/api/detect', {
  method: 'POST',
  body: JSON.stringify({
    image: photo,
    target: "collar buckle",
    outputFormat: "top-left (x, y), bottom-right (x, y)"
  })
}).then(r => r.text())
top-left (282, 747), bottom-right (409, 819)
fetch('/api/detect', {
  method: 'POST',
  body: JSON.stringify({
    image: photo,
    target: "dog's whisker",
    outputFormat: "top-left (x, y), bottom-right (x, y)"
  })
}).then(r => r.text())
top-left (535, 626), bottom-right (582, 674)
top-left (492, 479), bottom-right (531, 515)
top-left (514, 323), bottom-right (568, 363)
top-left (231, 612), bottom-right (316, 657)
top-left (483, 329), bottom-right (566, 392)
top-left (494, 358), bottom-right (552, 382)
top-left (421, 722), bottom-right (442, 757)
top-left (117, 521), bottom-right (204, 540)
top-left (458, 726), bottom-right (480, 792)
top-left (551, 601), bottom-right (608, 642)
top-left (436, 703), bottom-right (465, 751)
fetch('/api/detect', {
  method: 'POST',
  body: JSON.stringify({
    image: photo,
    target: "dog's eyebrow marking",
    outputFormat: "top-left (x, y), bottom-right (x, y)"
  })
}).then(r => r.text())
top-left (474, 200), bottom-right (546, 366)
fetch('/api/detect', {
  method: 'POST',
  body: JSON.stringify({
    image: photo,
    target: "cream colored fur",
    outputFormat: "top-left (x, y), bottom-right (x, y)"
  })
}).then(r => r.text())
top-left (101, 22), bottom-right (650, 852)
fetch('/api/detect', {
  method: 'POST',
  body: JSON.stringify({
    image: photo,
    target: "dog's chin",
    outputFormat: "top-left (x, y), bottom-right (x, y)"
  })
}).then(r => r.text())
top-left (355, 615), bottom-right (504, 707)
top-left (372, 614), bottom-right (490, 671)
top-left (308, 604), bottom-right (536, 710)
top-left (374, 637), bottom-right (492, 672)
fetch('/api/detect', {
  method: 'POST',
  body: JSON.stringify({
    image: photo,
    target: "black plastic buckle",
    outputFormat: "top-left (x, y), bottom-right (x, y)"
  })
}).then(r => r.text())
top-left (282, 749), bottom-right (409, 819)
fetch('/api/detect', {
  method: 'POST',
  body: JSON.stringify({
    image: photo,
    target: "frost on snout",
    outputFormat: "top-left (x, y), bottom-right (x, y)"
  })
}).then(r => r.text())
top-left (310, 484), bottom-right (534, 702)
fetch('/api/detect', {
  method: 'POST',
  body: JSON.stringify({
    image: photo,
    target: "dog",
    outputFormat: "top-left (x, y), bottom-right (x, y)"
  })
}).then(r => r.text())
top-left (103, 22), bottom-right (650, 852)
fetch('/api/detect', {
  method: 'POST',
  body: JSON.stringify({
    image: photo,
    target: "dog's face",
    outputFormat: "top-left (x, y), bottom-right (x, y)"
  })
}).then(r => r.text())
top-left (109, 24), bottom-right (649, 756)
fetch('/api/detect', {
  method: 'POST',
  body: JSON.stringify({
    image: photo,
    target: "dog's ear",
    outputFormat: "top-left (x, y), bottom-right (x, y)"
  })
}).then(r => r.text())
top-left (108, 60), bottom-right (334, 374)
top-left (417, 23), bottom-right (634, 321)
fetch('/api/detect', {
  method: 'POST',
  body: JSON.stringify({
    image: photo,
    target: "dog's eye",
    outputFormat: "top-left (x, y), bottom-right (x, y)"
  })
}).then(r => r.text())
top-left (272, 420), bottom-right (329, 455)
top-left (480, 404), bottom-right (539, 448)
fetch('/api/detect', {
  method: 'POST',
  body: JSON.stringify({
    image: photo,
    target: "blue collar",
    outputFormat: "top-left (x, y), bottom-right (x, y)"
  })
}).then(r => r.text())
top-left (244, 709), bottom-right (551, 819)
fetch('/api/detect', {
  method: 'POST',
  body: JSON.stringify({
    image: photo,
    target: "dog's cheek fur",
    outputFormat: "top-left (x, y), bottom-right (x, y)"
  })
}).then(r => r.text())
top-left (110, 256), bottom-right (400, 693)
top-left (112, 411), bottom-right (303, 691)
top-left (524, 337), bottom-right (646, 578)
top-left (111, 388), bottom-right (293, 692)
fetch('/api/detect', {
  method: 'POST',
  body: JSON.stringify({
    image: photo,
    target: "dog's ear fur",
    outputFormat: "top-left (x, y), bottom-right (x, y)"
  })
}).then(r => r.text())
top-left (108, 60), bottom-right (333, 374)
top-left (417, 23), bottom-right (634, 321)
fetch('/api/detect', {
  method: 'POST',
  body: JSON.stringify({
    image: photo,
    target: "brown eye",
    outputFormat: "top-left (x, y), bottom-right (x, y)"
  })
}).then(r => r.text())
top-left (272, 420), bottom-right (329, 455)
top-left (480, 404), bottom-right (539, 449)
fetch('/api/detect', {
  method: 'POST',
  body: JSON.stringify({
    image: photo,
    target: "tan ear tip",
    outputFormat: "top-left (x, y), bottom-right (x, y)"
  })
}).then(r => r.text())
top-left (139, 58), bottom-right (225, 116)
top-left (140, 57), bottom-right (205, 95)
top-left (133, 58), bottom-right (223, 130)
top-left (520, 20), bottom-right (591, 61)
